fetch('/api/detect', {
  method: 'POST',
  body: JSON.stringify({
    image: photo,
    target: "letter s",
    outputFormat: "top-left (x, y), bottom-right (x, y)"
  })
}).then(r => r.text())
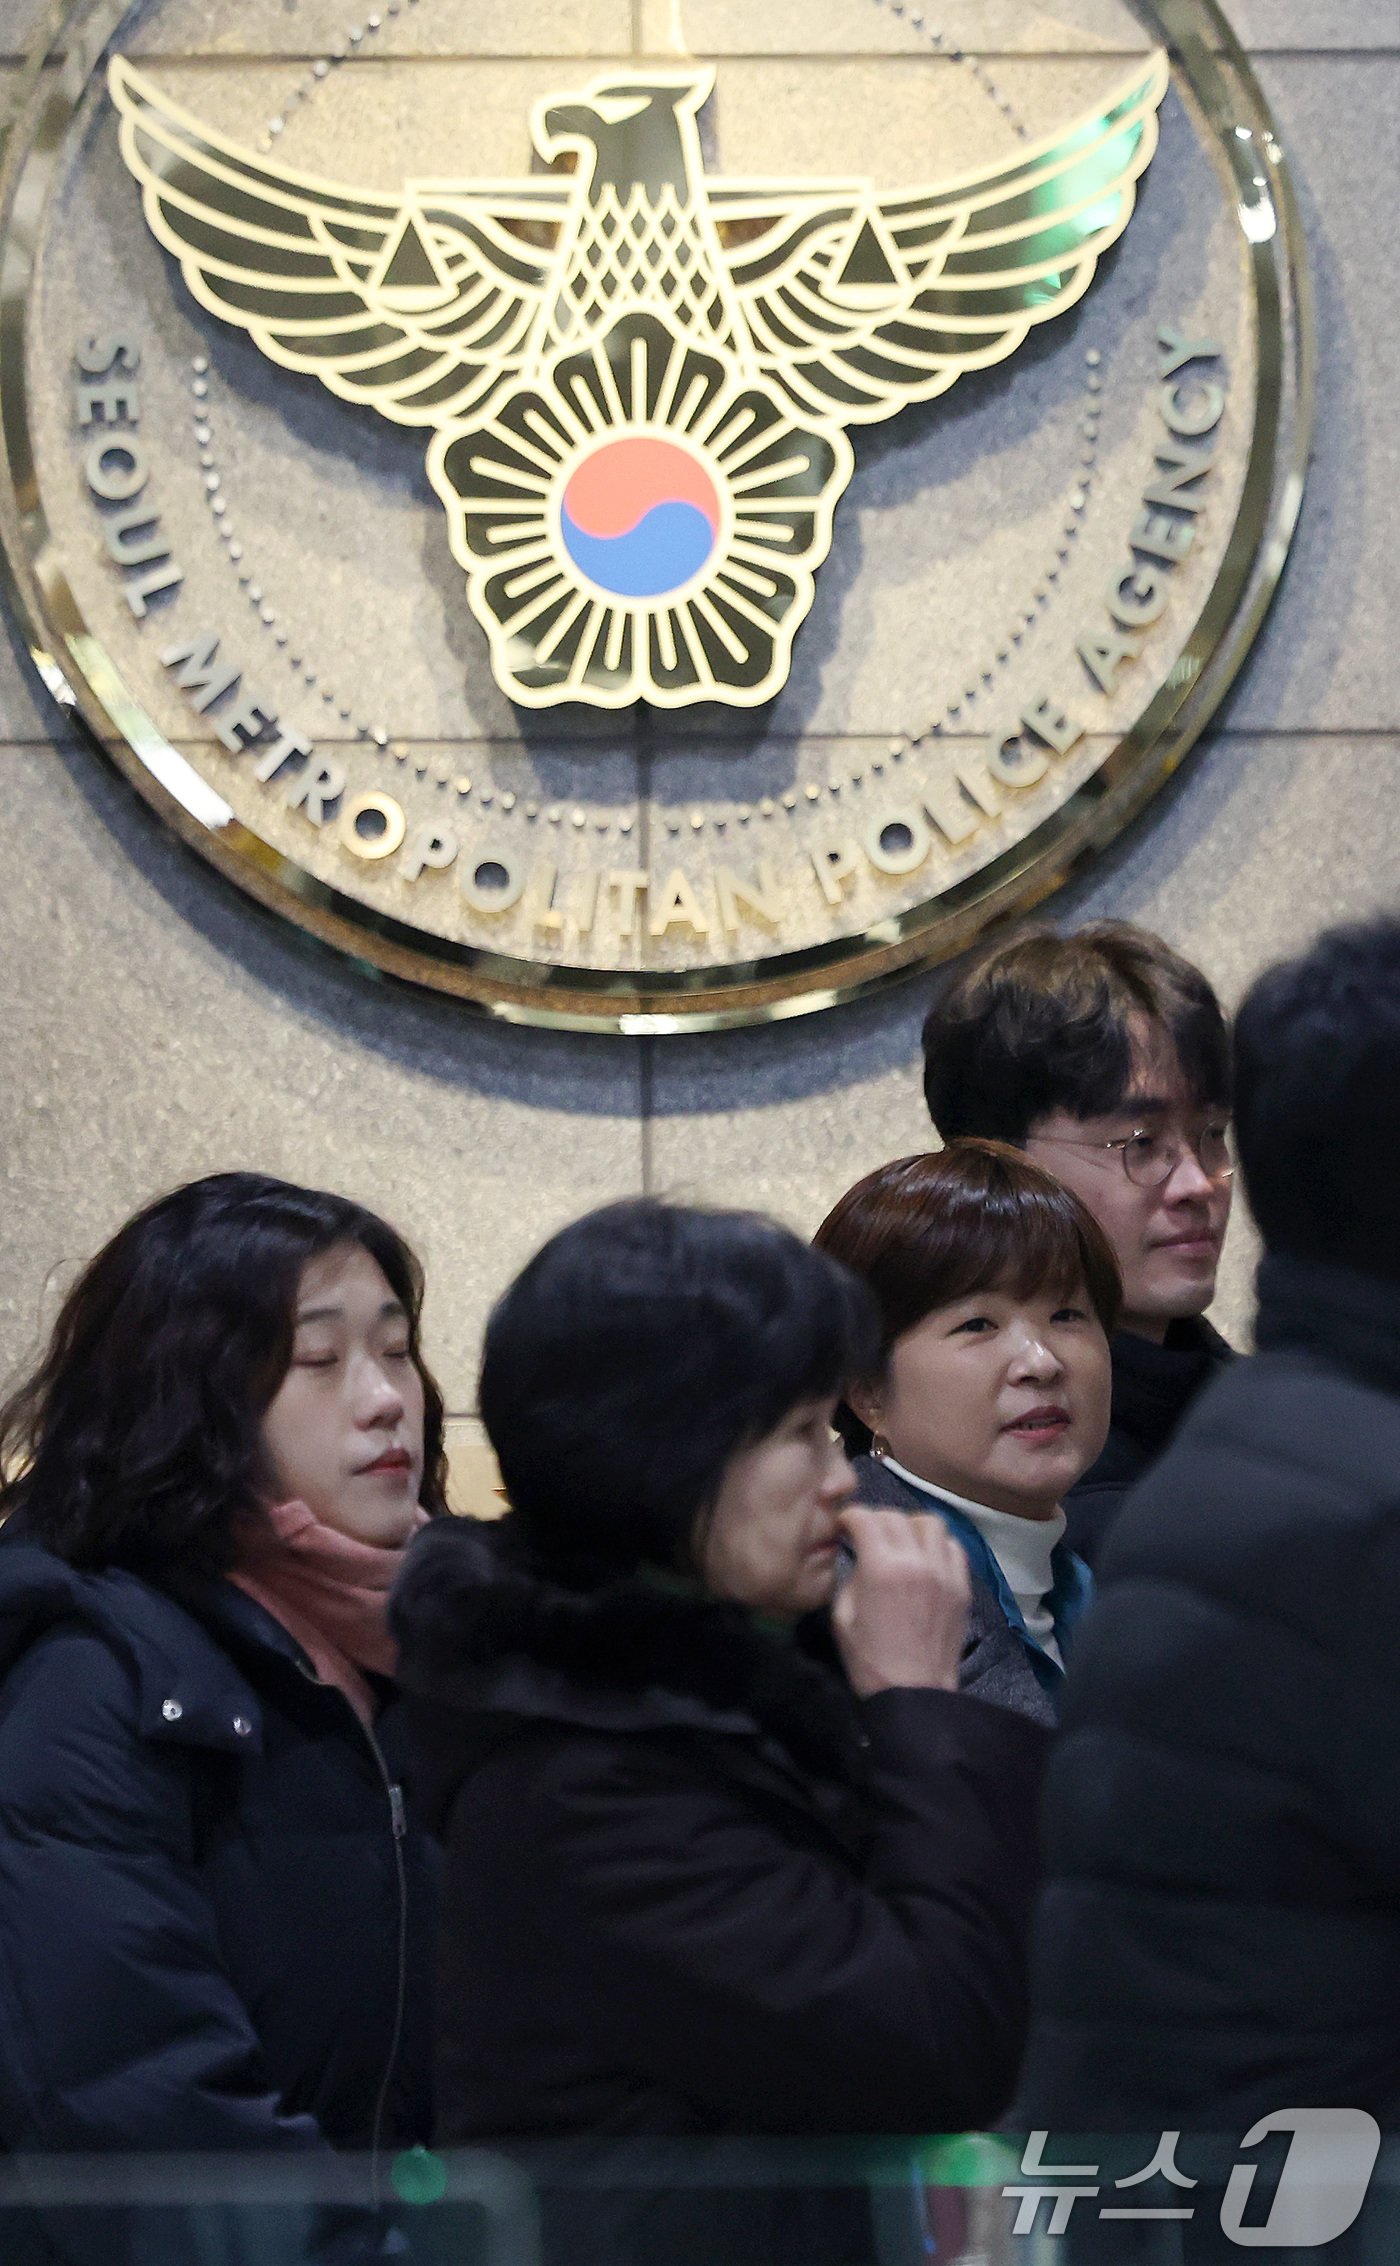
top-left (75, 333), bottom-right (140, 377)
top-left (1221, 2110), bottom-right (1379, 2247)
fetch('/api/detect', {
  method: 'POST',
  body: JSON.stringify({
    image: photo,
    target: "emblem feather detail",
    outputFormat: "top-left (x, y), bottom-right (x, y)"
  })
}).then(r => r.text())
top-left (107, 52), bottom-right (1169, 710)
top-left (109, 54), bottom-right (572, 427)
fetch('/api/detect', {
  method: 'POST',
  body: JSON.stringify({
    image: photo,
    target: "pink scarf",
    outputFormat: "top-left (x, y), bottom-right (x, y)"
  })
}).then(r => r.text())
top-left (230, 1499), bottom-right (428, 1727)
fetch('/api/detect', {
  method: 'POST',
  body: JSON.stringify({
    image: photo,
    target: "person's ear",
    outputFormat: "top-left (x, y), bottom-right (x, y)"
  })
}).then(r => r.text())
top-left (846, 1378), bottom-right (882, 1433)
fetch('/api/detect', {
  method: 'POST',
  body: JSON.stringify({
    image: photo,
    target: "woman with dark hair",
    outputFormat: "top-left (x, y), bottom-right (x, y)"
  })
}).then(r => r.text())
top-left (392, 1199), bottom-right (1047, 2258)
top-left (814, 1141), bottom-right (1118, 1725)
top-left (0, 1172), bottom-right (443, 2186)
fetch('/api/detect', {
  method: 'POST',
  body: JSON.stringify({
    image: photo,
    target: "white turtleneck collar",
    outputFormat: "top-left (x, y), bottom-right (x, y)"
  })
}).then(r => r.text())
top-left (875, 1452), bottom-right (1066, 1666)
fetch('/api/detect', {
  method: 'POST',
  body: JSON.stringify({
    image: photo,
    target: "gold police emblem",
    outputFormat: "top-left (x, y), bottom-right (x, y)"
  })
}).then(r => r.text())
top-left (0, 0), bottom-right (1311, 1030)
top-left (111, 54), bottom-right (1166, 712)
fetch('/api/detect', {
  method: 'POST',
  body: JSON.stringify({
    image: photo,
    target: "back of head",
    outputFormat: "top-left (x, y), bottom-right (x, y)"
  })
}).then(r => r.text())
top-left (814, 1140), bottom-right (1121, 1451)
top-left (1236, 916), bottom-right (1400, 1282)
top-left (0, 1170), bottom-right (447, 1572)
top-left (922, 920), bottom-right (1230, 1142)
top-left (478, 1199), bottom-right (877, 1575)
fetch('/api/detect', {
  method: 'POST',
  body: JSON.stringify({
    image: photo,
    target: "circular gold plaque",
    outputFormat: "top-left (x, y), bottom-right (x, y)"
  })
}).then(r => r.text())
top-left (0, 0), bottom-right (1311, 1031)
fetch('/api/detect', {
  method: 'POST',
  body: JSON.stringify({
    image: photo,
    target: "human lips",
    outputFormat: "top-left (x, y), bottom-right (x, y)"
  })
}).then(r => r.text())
top-left (1002, 1404), bottom-right (1072, 1444)
top-left (358, 1445), bottom-right (412, 1478)
top-left (1154, 1230), bottom-right (1220, 1260)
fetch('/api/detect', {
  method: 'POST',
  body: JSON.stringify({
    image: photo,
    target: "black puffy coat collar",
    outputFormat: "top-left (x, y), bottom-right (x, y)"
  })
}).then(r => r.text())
top-left (0, 1538), bottom-right (284, 1755)
top-left (391, 1515), bottom-right (859, 1783)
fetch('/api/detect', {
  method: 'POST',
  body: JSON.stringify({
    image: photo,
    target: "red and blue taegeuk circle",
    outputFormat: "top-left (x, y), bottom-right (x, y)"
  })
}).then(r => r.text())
top-left (560, 437), bottom-right (721, 600)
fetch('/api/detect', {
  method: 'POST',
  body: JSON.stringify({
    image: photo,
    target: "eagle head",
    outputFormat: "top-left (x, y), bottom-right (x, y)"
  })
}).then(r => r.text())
top-left (535, 71), bottom-right (714, 201)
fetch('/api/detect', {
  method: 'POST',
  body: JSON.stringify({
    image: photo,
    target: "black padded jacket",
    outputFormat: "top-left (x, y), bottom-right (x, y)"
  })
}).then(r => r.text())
top-left (1021, 1254), bottom-right (1400, 2132)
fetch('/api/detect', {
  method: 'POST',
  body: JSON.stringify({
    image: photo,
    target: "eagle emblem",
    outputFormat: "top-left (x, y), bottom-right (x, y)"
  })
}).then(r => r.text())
top-left (110, 53), bottom-right (1168, 712)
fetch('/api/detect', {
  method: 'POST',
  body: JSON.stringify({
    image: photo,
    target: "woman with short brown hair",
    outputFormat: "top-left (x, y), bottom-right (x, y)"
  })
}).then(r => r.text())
top-left (814, 1139), bottom-right (1120, 1723)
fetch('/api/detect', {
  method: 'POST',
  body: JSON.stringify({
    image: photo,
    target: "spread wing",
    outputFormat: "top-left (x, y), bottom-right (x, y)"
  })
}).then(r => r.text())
top-left (108, 57), bottom-right (572, 427)
top-left (711, 53), bottom-right (1169, 425)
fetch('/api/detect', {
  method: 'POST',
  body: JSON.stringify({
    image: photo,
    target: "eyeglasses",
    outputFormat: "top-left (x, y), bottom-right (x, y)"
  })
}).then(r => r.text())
top-left (1032, 1123), bottom-right (1234, 1190)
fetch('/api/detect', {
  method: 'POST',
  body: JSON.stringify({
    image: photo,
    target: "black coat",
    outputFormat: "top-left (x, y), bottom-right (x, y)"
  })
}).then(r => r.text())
top-left (1020, 1254), bottom-right (1400, 2132)
top-left (393, 1516), bottom-right (1048, 2153)
top-left (0, 1540), bottom-right (435, 2161)
top-left (1064, 1316), bottom-right (1232, 1569)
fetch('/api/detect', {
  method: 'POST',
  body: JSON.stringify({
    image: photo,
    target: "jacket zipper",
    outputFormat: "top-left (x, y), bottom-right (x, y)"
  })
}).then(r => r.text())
top-left (297, 1665), bottom-right (409, 2203)
top-left (362, 1715), bottom-right (410, 2206)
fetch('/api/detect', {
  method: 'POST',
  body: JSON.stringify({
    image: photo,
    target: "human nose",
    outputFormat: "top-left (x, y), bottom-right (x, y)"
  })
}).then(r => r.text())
top-left (820, 1433), bottom-right (857, 1505)
top-left (1007, 1325), bottom-right (1062, 1382)
top-left (355, 1353), bottom-right (406, 1428)
top-left (1161, 1138), bottom-right (1216, 1202)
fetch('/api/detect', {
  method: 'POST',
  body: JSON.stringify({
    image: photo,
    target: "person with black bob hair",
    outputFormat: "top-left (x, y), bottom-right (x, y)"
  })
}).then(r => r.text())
top-left (0, 1172), bottom-right (444, 2257)
top-left (1021, 916), bottom-right (1400, 2135)
top-left (920, 921), bottom-right (1235, 1567)
top-left (393, 1199), bottom-right (1048, 2264)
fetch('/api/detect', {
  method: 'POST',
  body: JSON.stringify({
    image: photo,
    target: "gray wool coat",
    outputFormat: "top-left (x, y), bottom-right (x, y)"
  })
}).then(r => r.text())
top-left (848, 1453), bottom-right (1058, 1728)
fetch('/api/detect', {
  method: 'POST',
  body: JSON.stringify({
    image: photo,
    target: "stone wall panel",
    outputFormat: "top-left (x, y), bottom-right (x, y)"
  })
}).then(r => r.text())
top-left (0, 741), bottom-right (646, 1406)
top-left (1226, 58), bottom-right (1400, 734)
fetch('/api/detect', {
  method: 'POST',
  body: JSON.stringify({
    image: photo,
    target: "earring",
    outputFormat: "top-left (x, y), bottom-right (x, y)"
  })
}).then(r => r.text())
top-left (872, 1430), bottom-right (891, 1461)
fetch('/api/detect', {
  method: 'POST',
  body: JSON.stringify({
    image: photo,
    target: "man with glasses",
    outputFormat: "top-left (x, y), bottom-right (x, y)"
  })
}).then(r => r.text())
top-left (921, 921), bottom-right (1234, 1567)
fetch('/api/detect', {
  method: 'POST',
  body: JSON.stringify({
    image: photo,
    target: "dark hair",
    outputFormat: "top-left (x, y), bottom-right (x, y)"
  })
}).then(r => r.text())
top-left (477, 1199), bottom-right (879, 1574)
top-left (921, 921), bottom-right (1231, 1145)
top-left (0, 1172), bottom-right (449, 1574)
top-left (813, 1140), bottom-right (1121, 1452)
top-left (1235, 917), bottom-right (1400, 1280)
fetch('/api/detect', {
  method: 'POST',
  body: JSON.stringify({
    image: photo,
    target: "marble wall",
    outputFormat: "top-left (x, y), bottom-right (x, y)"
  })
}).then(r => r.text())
top-left (1, 0), bottom-right (1396, 1501)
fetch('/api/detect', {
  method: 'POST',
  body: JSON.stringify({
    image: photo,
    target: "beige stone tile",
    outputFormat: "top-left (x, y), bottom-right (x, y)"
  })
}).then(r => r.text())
top-left (120, 2), bottom-right (632, 61)
top-left (0, 741), bottom-right (646, 1408)
top-left (1225, 0), bottom-right (1399, 47)
top-left (0, 9), bottom-right (47, 62)
top-left (638, 0), bottom-right (1152, 56)
top-left (645, 991), bottom-right (935, 1238)
top-left (6, 0), bottom-right (1395, 66)
top-left (1227, 58), bottom-right (1400, 732)
top-left (1053, 737), bottom-right (1400, 1044)
top-left (444, 1415), bottom-right (506, 1514)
